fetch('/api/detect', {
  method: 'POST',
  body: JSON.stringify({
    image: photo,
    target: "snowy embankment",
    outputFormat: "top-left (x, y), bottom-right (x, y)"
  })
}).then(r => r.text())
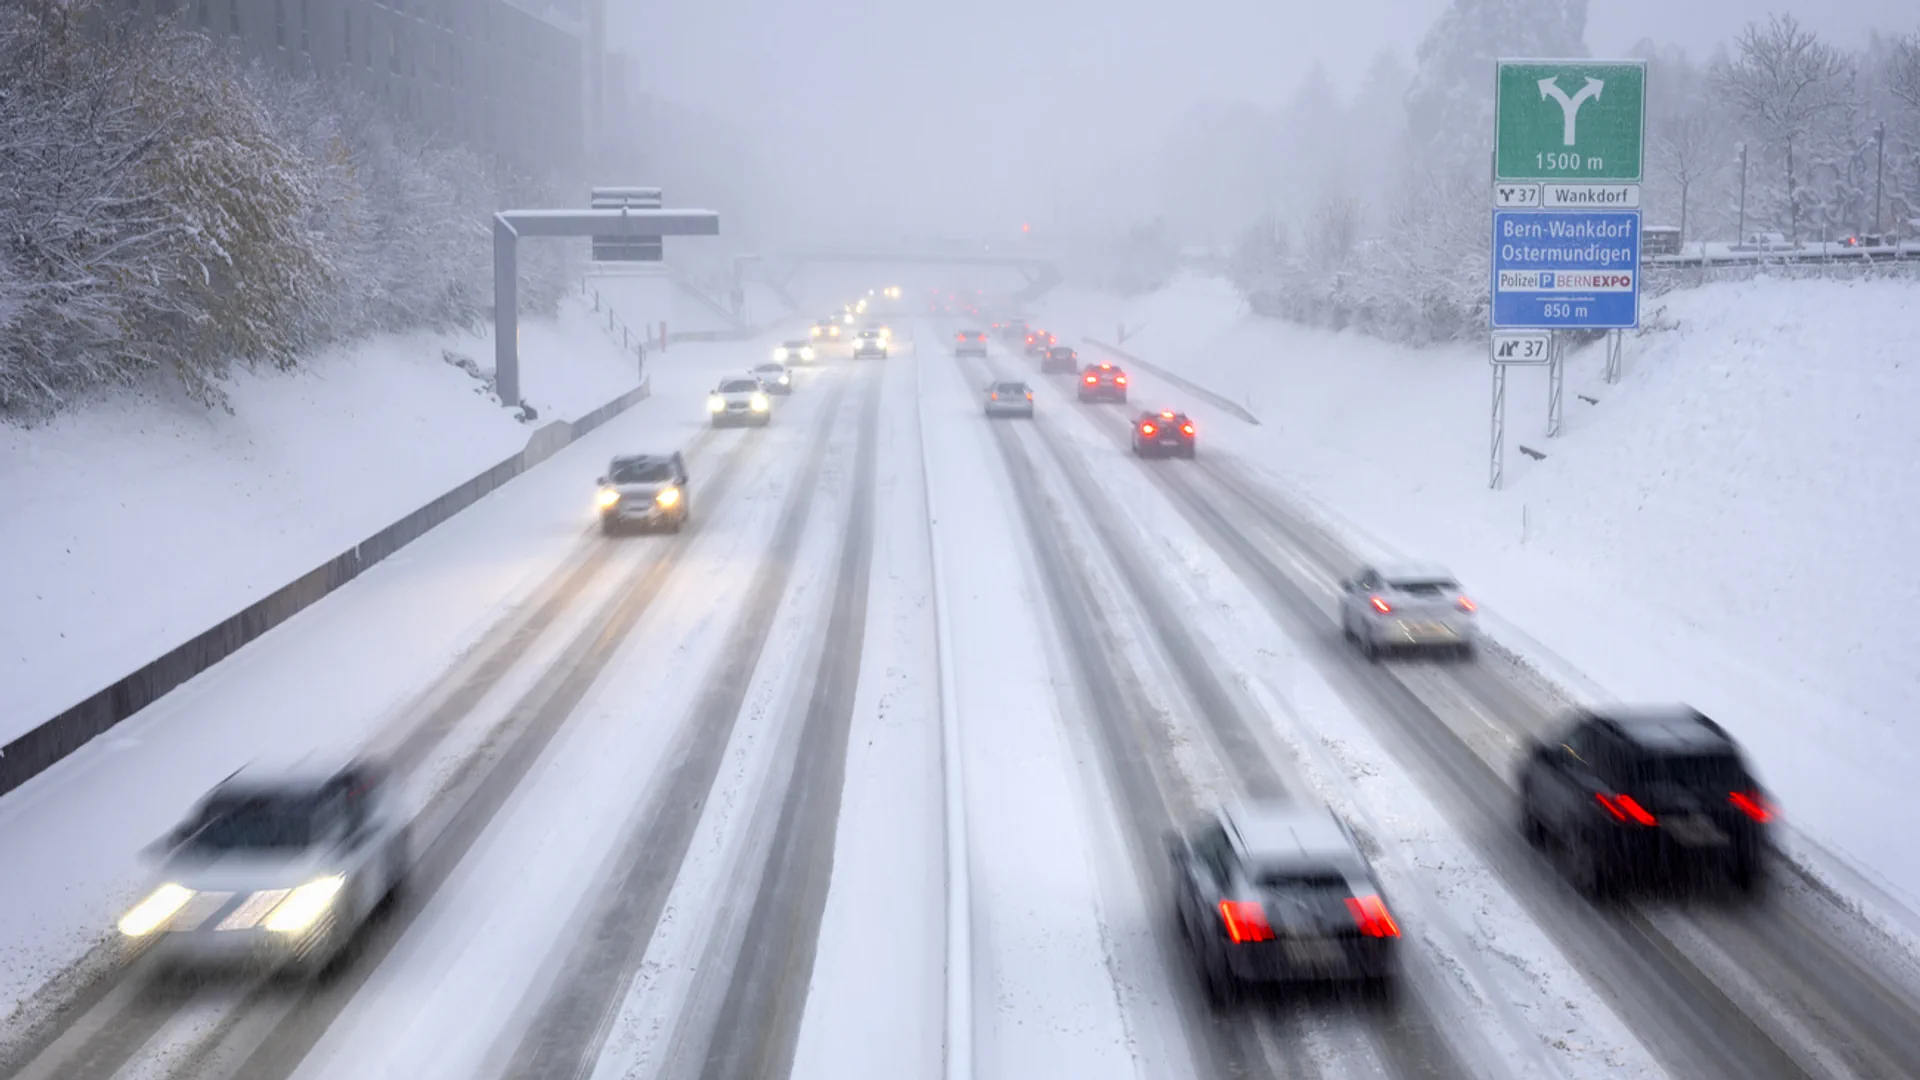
top-left (1035, 273), bottom-right (1920, 919)
top-left (0, 290), bottom-right (665, 743)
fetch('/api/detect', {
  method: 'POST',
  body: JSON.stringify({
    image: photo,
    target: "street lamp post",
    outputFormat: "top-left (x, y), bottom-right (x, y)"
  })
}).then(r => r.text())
top-left (1736, 142), bottom-right (1749, 243)
top-left (1874, 120), bottom-right (1886, 237)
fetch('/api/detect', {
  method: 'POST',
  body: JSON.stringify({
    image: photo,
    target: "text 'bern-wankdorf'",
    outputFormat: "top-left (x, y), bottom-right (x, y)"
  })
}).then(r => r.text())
top-left (1498, 217), bottom-right (1635, 268)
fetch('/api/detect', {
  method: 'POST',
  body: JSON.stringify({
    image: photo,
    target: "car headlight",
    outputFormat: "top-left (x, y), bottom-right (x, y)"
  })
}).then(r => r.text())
top-left (708, 395), bottom-right (726, 413)
top-left (596, 488), bottom-right (620, 509)
top-left (264, 875), bottom-right (345, 934)
top-left (749, 393), bottom-right (770, 412)
top-left (799, 347), bottom-right (814, 360)
top-left (119, 883), bottom-right (194, 937)
top-left (830, 327), bottom-right (841, 337)
top-left (778, 374), bottom-right (791, 384)
top-left (655, 486), bottom-right (681, 508)
top-left (811, 327), bottom-right (822, 337)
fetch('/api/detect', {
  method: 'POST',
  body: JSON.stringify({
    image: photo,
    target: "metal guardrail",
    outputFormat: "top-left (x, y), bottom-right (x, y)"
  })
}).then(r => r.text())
top-left (0, 315), bottom-right (656, 799)
top-left (1646, 242), bottom-right (1919, 268)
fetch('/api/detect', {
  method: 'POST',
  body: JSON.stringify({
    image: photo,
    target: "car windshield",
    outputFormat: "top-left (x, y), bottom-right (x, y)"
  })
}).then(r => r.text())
top-left (1050, 349), bottom-right (1075, 358)
top-left (610, 460), bottom-right (675, 484)
top-left (782, 342), bottom-right (806, 349)
top-left (186, 794), bottom-right (327, 851)
top-left (719, 379), bottom-right (759, 393)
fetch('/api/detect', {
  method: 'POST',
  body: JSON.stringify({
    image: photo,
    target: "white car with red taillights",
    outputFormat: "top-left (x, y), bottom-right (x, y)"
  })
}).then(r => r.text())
top-left (1338, 562), bottom-right (1478, 660)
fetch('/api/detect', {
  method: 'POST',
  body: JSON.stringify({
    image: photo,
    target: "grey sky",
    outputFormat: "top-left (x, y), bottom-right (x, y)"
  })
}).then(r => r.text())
top-left (609, 1), bottom-right (1916, 241)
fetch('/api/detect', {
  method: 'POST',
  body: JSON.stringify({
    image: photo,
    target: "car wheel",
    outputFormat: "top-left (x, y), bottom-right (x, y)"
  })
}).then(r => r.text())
top-left (600, 519), bottom-right (619, 537)
top-left (1730, 852), bottom-right (1768, 901)
top-left (1520, 798), bottom-right (1549, 849)
top-left (382, 837), bottom-right (410, 910)
top-left (1360, 633), bottom-right (1381, 662)
top-left (1200, 951), bottom-right (1241, 1010)
top-left (1562, 839), bottom-right (1609, 900)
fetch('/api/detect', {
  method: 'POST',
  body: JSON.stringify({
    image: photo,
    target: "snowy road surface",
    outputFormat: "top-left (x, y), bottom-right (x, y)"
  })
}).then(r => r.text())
top-left (4, 321), bottom-right (1920, 1079)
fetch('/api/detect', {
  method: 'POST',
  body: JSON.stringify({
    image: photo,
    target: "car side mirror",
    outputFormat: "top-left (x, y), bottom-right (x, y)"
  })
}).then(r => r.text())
top-left (1527, 740), bottom-right (1558, 767)
top-left (596, 476), bottom-right (608, 486)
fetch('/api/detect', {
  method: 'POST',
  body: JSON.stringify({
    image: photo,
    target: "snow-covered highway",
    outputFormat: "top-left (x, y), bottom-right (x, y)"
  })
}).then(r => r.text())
top-left (5, 317), bottom-right (1920, 1080)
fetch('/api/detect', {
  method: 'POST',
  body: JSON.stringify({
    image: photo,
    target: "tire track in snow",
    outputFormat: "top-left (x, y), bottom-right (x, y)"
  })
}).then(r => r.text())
top-left (1203, 451), bottom-right (1920, 1079)
top-left (0, 427), bottom-right (752, 1080)
top-left (691, 365), bottom-right (883, 1080)
top-left (955, 350), bottom-right (1279, 1080)
top-left (493, 364), bottom-right (864, 1080)
top-left (972, 349), bottom-right (1465, 1080)
top-left (1100, 421), bottom-right (1817, 1079)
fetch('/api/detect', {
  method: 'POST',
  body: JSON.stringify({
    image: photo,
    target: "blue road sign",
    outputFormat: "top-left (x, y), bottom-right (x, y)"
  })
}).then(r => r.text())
top-left (1491, 210), bottom-right (1640, 329)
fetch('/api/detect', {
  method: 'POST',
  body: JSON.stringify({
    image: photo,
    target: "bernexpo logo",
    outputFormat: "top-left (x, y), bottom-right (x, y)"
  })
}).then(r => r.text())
top-left (1539, 271), bottom-right (1633, 290)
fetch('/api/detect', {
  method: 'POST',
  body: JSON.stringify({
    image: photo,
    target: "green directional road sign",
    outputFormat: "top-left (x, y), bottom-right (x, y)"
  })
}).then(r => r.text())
top-left (1495, 60), bottom-right (1645, 183)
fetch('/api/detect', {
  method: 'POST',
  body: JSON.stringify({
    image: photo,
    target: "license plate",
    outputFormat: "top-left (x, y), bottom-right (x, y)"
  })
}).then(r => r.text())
top-left (1282, 939), bottom-right (1347, 971)
top-left (1665, 816), bottom-right (1728, 847)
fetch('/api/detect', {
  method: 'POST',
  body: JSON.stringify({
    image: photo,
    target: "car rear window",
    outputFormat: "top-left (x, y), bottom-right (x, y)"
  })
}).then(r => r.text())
top-left (1254, 868), bottom-right (1352, 894)
top-left (719, 379), bottom-right (759, 392)
top-left (996, 383), bottom-right (1028, 394)
top-left (1626, 751), bottom-right (1746, 788)
top-left (610, 460), bottom-right (674, 483)
top-left (1388, 579), bottom-right (1458, 596)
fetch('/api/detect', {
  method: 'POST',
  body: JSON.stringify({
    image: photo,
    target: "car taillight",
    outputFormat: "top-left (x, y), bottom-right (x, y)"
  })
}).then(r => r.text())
top-left (1084, 374), bottom-right (1098, 385)
top-left (1115, 375), bottom-right (1127, 385)
top-left (1456, 596), bottom-right (1477, 612)
top-left (1596, 793), bottom-right (1657, 826)
top-left (1218, 900), bottom-right (1275, 944)
top-left (1344, 891), bottom-right (1405, 933)
top-left (1181, 424), bottom-right (1195, 436)
top-left (1025, 391), bottom-right (1033, 400)
top-left (1140, 423), bottom-right (1157, 436)
top-left (1344, 895), bottom-right (1400, 938)
top-left (990, 392), bottom-right (999, 400)
top-left (1368, 595), bottom-right (1392, 614)
top-left (1729, 790), bottom-right (1773, 823)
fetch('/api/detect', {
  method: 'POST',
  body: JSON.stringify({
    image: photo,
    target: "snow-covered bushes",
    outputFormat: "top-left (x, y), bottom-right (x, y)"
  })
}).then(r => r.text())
top-left (0, 2), bottom-right (573, 419)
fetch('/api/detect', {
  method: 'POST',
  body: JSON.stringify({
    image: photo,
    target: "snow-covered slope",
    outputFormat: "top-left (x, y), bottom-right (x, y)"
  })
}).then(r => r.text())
top-left (0, 295), bottom-right (724, 741)
top-left (1035, 273), bottom-right (1920, 910)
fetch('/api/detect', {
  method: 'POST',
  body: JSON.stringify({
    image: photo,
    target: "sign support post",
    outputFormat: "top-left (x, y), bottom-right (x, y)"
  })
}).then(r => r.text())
top-left (1491, 364), bottom-right (1508, 490)
top-left (1547, 333), bottom-right (1565, 437)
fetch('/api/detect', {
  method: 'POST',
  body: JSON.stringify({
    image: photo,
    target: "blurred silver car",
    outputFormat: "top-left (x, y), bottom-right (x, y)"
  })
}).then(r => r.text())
top-left (118, 755), bottom-right (410, 977)
top-left (751, 361), bottom-right (794, 395)
top-left (1339, 562), bottom-right (1478, 660)
top-left (773, 340), bottom-right (815, 364)
top-left (1168, 801), bottom-right (1400, 1005)
top-left (984, 379), bottom-right (1034, 418)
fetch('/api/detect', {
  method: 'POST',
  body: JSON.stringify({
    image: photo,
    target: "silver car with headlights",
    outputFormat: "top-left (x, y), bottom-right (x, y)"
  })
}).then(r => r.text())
top-left (1339, 562), bottom-right (1478, 660)
top-left (709, 376), bottom-right (772, 427)
top-left (752, 361), bottom-right (794, 395)
top-left (773, 340), bottom-right (815, 365)
top-left (596, 452), bottom-right (690, 535)
top-left (118, 756), bottom-right (409, 978)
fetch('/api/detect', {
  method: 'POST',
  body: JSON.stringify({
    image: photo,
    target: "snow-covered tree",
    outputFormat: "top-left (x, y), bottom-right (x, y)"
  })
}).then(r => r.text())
top-left (1714, 16), bottom-right (1858, 242)
top-left (1405, 0), bottom-right (1590, 182)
